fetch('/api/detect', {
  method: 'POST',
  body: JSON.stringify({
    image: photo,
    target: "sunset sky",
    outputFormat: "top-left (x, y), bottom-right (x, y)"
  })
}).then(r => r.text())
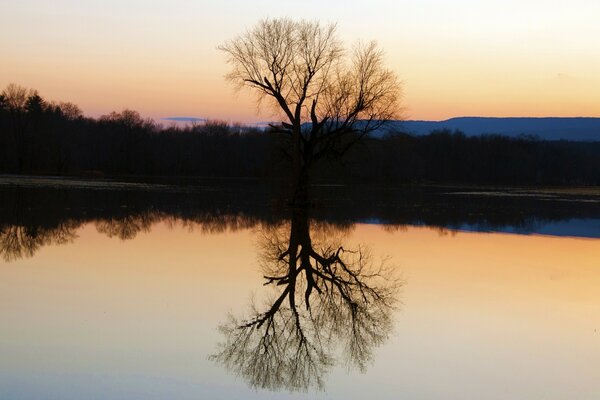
top-left (1, 0), bottom-right (599, 123)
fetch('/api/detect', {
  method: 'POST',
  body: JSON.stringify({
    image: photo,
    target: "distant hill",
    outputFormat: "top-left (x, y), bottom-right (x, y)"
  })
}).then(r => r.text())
top-left (166, 116), bottom-right (600, 141)
top-left (381, 117), bottom-right (600, 141)
top-left (162, 117), bottom-right (206, 124)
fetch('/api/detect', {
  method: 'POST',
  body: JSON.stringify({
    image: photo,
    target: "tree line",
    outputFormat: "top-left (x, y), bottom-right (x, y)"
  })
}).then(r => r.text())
top-left (2, 184), bottom-right (599, 262)
top-left (1, 83), bottom-right (599, 185)
top-left (0, 83), bottom-right (279, 178)
top-left (340, 129), bottom-right (600, 185)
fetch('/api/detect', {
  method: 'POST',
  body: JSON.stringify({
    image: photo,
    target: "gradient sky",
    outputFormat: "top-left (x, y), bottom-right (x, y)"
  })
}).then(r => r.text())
top-left (1, 0), bottom-right (599, 122)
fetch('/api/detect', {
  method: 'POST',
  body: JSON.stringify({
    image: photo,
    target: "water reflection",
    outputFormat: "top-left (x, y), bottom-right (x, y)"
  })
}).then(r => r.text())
top-left (0, 220), bottom-right (78, 262)
top-left (211, 207), bottom-right (400, 391)
top-left (1, 184), bottom-right (599, 262)
top-left (0, 183), bottom-right (599, 398)
top-left (95, 212), bottom-right (160, 240)
top-left (0, 186), bottom-right (269, 261)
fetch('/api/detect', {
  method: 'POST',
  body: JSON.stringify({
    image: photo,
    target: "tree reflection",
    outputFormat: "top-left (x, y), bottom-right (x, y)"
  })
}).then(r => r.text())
top-left (0, 220), bottom-right (79, 262)
top-left (212, 207), bottom-right (400, 391)
top-left (95, 211), bottom-right (161, 240)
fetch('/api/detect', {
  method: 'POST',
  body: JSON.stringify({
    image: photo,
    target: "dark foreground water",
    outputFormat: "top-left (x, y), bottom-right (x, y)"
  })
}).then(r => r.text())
top-left (0, 178), bottom-right (599, 399)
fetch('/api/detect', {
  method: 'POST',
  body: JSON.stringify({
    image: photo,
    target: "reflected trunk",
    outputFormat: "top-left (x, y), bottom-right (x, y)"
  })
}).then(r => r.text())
top-left (211, 206), bottom-right (400, 391)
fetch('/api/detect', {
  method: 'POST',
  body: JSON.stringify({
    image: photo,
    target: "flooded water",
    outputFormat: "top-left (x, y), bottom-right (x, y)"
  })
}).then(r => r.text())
top-left (0, 180), bottom-right (599, 399)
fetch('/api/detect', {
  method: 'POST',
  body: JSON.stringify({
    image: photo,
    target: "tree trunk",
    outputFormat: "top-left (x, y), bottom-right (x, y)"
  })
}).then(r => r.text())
top-left (290, 124), bottom-right (309, 206)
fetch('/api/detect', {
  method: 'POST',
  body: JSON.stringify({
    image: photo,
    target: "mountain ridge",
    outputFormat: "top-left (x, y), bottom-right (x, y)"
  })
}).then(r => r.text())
top-left (163, 116), bottom-right (600, 141)
top-left (385, 117), bottom-right (600, 141)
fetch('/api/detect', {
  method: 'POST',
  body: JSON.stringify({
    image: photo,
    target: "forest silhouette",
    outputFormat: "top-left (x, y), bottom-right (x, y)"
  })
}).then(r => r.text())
top-left (1, 83), bottom-right (599, 186)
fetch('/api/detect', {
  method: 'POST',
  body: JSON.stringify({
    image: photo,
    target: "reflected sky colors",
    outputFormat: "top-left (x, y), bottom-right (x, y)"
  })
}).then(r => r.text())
top-left (1, 0), bottom-right (599, 122)
top-left (1, 222), bottom-right (599, 399)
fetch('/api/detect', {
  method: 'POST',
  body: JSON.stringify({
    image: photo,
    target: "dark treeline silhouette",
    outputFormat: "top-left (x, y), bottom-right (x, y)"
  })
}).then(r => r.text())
top-left (1, 84), bottom-right (599, 185)
top-left (1, 183), bottom-right (599, 261)
top-left (0, 84), bottom-right (281, 178)
top-left (355, 130), bottom-right (600, 185)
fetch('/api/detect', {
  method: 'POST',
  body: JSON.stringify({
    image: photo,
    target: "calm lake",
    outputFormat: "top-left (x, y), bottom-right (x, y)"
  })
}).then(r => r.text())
top-left (1, 179), bottom-right (599, 399)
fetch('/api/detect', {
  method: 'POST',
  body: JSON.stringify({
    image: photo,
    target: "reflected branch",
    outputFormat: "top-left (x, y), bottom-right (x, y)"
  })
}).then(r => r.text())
top-left (212, 207), bottom-right (400, 391)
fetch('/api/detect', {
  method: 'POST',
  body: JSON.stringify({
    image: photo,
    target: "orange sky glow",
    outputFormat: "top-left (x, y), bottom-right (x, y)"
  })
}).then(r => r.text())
top-left (1, 0), bottom-right (599, 123)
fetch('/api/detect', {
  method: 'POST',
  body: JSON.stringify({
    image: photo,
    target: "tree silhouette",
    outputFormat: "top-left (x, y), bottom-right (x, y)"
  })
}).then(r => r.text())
top-left (0, 82), bottom-right (598, 185)
top-left (0, 188), bottom-right (80, 262)
top-left (0, 221), bottom-right (78, 262)
top-left (211, 207), bottom-right (400, 391)
top-left (1, 83), bottom-right (34, 172)
top-left (95, 211), bottom-right (161, 240)
top-left (0, 93), bottom-right (7, 111)
top-left (219, 18), bottom-right (401, 204)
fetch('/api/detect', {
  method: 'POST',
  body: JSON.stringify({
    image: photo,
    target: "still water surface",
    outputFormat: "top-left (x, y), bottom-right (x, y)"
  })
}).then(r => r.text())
top-left (0, 183), bottom-right (599, 399)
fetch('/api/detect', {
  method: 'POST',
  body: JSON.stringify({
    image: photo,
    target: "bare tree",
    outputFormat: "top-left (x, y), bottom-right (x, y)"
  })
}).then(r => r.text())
top-left (1, 84), bottom-right (36, 172)
top-left (219, 18), bottom-right (401, 204)
top-left (211, 208), bottom-right (400, 391)
top-left (57, 101), bottom-right (83, 120)
top-left (1, 83), bottom-right (31, 111)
